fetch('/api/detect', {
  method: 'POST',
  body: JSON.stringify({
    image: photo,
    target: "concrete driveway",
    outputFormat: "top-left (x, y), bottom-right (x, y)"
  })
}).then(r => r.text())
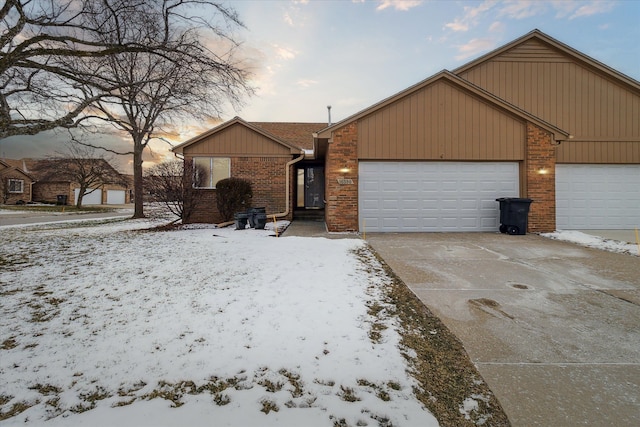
top-left (366, 233), bottom-right (640, 427)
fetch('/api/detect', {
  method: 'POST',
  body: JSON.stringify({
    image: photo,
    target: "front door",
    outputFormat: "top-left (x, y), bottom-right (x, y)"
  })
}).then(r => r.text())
top-left (304, 167), bottom-right (324, 209)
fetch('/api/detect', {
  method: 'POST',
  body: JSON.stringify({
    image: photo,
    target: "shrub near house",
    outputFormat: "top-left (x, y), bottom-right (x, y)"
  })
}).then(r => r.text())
top-left (215, 178), bottom-right (253, 222)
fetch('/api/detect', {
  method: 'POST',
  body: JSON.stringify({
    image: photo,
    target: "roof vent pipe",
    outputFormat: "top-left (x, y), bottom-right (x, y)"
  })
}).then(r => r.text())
top-left (327, 105), bottom-right (332, 126)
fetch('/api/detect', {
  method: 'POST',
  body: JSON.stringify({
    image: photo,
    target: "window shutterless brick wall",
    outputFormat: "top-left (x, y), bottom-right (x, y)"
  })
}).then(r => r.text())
top-left (526, 122), bottom-right (556, 233)
top-left (32, 182), bottom-right (71, 204)
top-left (2, 174), bottom-right (32, 204)
top-left (184, 156), bottom-right (293, 224)
top-left (188, 189), bottom-right (221, 223)
top-left (234, 157), bottom-right (291, 219)
top-left (325, 122), bottom-right (359, 232)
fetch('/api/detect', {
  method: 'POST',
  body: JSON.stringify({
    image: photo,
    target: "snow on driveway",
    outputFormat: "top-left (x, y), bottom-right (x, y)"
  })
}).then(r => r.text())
top-left (0, 219), bottom-right (438, 426)
top-left (542, 230), bottom-right (639, 256)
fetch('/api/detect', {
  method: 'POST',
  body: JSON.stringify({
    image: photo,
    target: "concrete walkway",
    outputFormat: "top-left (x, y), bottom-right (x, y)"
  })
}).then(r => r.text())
top-left (365, 232), bottom-right (640, 427)
top-left (284, 220), bottom-right (358, 239)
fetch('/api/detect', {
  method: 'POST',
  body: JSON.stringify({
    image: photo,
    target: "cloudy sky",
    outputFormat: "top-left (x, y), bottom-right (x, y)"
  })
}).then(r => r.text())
top-left (2, 0), bottom-right (639, 173)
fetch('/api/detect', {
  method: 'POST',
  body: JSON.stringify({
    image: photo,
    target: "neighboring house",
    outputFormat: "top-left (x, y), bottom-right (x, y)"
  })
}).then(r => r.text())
top-left (0, 159), bottom-right (35, 204)
top-left (22, 158), bottom-right (131, 206)
top-left (174, 29), bottom-right (640, 233)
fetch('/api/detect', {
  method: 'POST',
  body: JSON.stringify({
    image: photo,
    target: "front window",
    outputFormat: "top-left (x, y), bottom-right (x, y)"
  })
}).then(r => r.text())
top-left (193, 157), bottom-right (230, 188)
top-left (8, 179), bottom-right (24, 193)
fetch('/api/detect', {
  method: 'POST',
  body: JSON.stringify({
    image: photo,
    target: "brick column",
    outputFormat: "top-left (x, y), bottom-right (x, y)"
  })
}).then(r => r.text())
top-left (526, 122), bottom-right (556, 233)
top-left (325, 122), bottom-right (359, 232)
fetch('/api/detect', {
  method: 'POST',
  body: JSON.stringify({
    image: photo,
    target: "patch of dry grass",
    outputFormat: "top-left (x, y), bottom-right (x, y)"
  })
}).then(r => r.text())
top-left (0, 395), bottom-right (33, 421)
top-left (357, 247), bottom-right (511, 427)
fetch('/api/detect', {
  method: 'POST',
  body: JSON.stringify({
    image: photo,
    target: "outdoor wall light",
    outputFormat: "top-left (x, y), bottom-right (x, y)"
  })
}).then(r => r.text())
top-left (340, 167), bottom-right (350, 173)
top-left (538, 167), bottom-right (549, 175)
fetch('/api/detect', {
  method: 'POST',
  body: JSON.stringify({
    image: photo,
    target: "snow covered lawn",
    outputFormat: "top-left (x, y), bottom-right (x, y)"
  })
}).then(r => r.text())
top-left (0, 218), bottom-right (439, 426)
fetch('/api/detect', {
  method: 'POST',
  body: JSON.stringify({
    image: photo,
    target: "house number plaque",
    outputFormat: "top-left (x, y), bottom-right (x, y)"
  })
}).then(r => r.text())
top-left (337, 178), bottom-right (354, 185)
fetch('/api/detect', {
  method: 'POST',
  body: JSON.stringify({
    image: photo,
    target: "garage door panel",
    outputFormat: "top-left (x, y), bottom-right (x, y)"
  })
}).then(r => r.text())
top-left (460, 200), bottom-right (479, 209)
top-left (480, 217), bottom-right (497, 227)
top-left (441, 217), bottom-right (459, 227)
top-left (74, 188), bottom-right (102, 205)
top-left (381, 181), bottom-right (399, 191)
top-left (106, 190), bottom-right (126, 205)
top-left (440, 199), bottom-right (459, 209)
top-left (381, 199), bottom-right (398, 208)
top-left (402, 200), bottom-right (420, 210)
top-left (359, 162), bottom-right (519, 232)
top-left (480, 200), bottom-right (497, 210)
top-left (556, 164), bottom-right (640, 229)
top-left (402, 218), bottom-right (419, 227)
top-left (402, 181), bottom-right (419, 191)
top-left (441, 181), bottom-right (458, 191)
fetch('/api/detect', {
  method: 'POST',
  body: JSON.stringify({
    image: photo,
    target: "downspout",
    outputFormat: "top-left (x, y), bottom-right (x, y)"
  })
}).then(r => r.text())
top-left (272, 151), bottom-right (305, 219)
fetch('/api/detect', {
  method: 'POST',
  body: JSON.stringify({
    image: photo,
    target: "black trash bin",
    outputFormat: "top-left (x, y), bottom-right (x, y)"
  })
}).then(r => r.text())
top-left (56, 195), bottom-right (68, 206)
top-left (496, 198), bottom-right (533, 235)
top-left (234, 212), bottom-right (249, 230)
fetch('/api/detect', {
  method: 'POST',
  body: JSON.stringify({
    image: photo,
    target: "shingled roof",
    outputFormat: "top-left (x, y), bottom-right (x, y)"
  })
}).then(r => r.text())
top-left (0, 158), bottom-right (35, 181)
top-left (172, 118), bottom-right (327, 155)
top-left (19, 158), bottom-right (126, 185)
top-left (250, 122), bottom-right (326, 151)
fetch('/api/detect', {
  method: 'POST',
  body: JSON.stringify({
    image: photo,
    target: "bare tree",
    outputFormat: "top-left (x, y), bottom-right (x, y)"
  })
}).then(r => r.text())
top-left (145, 159), bottom-right (204, 223)
top-left (33, 143), bottom-right (126, 208)
top-left (2, 0), bottom-right (210, 138)
top-left (66, 1), bottom-right (253, 218)
top-left (0, 175), bottom-right (9, 204)
top-left (2, 1), bottom-right (252, 219)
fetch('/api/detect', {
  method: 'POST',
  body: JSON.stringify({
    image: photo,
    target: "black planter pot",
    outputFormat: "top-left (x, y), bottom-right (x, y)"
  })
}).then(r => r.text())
top-left (234, 213), bottom-right (249, 230)
top-left (253, 213), bottom-right (267, 230)
top-left (247, 207), bottom-right (266, 228)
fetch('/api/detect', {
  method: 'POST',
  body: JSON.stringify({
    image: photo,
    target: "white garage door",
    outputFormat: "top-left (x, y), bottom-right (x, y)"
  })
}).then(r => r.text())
top-left (556, 164), bottom-right (640, 229)
top-left (74, 188), bottom-right (102, 205)
top-left (106, 190), bottom-right (126, 205)
top-left (359, 162), bottom-right (519, 232)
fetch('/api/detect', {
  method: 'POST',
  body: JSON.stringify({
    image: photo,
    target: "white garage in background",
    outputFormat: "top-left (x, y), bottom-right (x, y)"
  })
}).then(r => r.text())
top-left (74, 188), bottom-right (102, 205)
top-left (359, 162), bottom-right (519, 232)
top-left (556, 164), bottom-right (640, 229)
top-left (106, 190), bottom-right (126, 205)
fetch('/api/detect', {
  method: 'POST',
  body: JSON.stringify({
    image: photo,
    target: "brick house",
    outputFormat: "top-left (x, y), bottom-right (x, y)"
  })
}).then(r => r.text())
top-left (0, 159), bottom-right (35, 204)
top-left (176, 29), bottom-right (640, 233)
top-left (172, 118), bottom-right (326, 223)
top-left (23, 158), bottom-right (130, 205)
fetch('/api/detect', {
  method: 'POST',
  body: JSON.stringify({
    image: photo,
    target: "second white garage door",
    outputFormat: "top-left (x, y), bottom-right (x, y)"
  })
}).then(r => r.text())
top-left (106, 190), bottom-right (126, 205)
top-left (359, 162), bottom-right (519, 232)
top-left (556, 164), bottom-right (640, 229)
